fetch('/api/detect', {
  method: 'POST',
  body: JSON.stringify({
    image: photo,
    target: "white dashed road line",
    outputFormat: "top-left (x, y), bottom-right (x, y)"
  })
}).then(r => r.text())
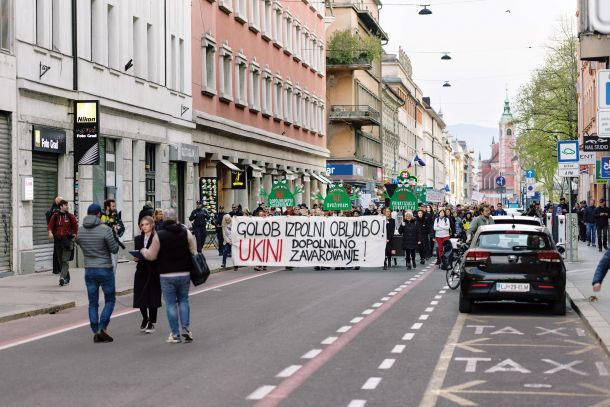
top-left (430, 301), bottom-right (439, 305)
top-left (392, 344), bottom-right (406, 353)
top-left (378, 359), bottom-right (396, 369)
top-left (348, 400), bottom-right (367, 407)
top-left (425, 307), bottom-right (434, 312)
top-left (372, 303), bottom-right (383, 308)
top-left (419, 314), bottom-right (429, 320)
top-left (247, 385), bottom-right (277, 400)
top-left (301, 349), bottom-right (322, 359)
top-left (362, 377), bottom-right (382, 390)
top-left (434, 295), bottom-right (442, 299)
top-left (351, 317), bottom-right (364, 324)
top-left (337, 326), bottom-right (352, 333)
top-left (402, 333), bottom-right (415, 340)
top-left (362, 309), bottom-right (375, 315)
top-left (276, 365), bottom-right (302, 378)
top-left (439, 290), bottom-right (446, 294)
top-left (381, 297), bottom-right (390, 301)
top-left (411, 323), bottom-right (423, 330)
top-left (321, 336), bottom-right (338, 345)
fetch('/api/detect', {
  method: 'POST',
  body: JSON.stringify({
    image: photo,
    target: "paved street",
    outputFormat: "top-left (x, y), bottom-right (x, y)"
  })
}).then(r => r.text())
top-left (1, 259), bottom-right (609, 407)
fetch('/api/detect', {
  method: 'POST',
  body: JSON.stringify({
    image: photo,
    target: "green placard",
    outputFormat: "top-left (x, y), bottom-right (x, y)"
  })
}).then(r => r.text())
top-left (266, 180), bottom-right (297, 207)
top-left (323, 184), bottom-right (353, 211)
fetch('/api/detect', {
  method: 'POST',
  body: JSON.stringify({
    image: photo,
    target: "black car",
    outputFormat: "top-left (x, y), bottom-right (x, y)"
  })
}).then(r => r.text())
top-left (459, 224), bottom-right (566, 315)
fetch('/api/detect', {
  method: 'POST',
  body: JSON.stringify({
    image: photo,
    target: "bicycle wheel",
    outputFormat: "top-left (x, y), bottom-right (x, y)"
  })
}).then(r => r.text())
top-left (446, 259), bottom-right (461, 290)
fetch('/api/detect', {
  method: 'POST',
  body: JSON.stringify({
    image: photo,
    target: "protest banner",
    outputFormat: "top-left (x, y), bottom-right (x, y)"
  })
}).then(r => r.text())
top-left (231, 216), bottom-right (386, 267)
top-left (425, 189), bottom-right (445, 203)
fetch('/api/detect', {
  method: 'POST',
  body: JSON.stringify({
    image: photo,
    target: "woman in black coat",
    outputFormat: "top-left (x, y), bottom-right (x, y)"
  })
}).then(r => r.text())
top-left (384, 207), bottom-right (396, 270)
top-left (398, 211), bottom-right (419, 270)
top-left (416, 209), bottom-right (430, 264)
top-left (133, 215), bottom-right (162, 333)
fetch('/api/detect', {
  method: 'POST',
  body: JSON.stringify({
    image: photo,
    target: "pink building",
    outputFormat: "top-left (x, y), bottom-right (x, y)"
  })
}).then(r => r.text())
top-left (192, 0), bottom-right (329, 211)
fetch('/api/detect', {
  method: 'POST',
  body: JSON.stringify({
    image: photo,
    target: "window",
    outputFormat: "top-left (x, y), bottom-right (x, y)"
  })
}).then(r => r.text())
top-left (507, 128), bottom-right (512, 136)
top-left (235, 0), bottom-right (246, 22)
top-left (319, 103), bottom-right (325, 135)
top-left (302, 28), bottom-right (309, 66)
top-left (92, 138), bottom-right (117, 205)
top-left (273, 75), bottom-right (283, 120)
top-left (235, 53), bottom-right (248, 106)
top-left (147, 24), bottom-right (158, 82)
top-left (219, 0), bottom-right (232, 13)
top-left (134, 17), bottom-right (143, 77)
top-left (283, 81), bottom-right (292, 123)
top-left (293, 86), bottom-right (301, 127)
top-left (282, 11), bottom-right (292, 54)
top-left (318, 42), bottom-right (325, 74)
top-left (145, 143), bottom-right (157, 205)
top-left (273, 3), bottom-right (282, 46)
top-left (262, 0), bottom-right (272, 40)
top-left (249, 59), bottom-right (261, 111)
top-left (36, 0), bottom-right (47, 47)
top-left (179, 38), bottom-right (184, 92)
top-left (249, 0), bottom-right (260, 31)
top-left (107, 4), bottom-right (118, 69)
top-left (51, 0), bottom-right (60, 51)
top-left (202, 34), bottom-right (217, 95)
top-left (311, 37), bottom-right (317, 71)
top-left (219, 43), bottom-right (233, 101)
top-left (262, 69), bottom-right (272, 116)
top-left (302, 92), bottom-right (309, 129)
top-left (1, 0), bottom-right (11, 52)
top-left (293, 20), bottom-right (300, 60)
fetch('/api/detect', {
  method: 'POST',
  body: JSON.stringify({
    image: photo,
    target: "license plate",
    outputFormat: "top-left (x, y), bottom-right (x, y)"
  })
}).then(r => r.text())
top-left (496, 283), bottom-right (530, 292)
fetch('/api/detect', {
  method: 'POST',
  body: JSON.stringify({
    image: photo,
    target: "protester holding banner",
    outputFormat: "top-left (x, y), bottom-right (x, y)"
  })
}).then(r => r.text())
top-left (433, 209), bottom-right (451, 265)
top-left (398, 211), bottom-right (419, 270)
top-left (383, 208), bottom-right (396, 270)
top-left (221, 214), bottom-right (237, 270)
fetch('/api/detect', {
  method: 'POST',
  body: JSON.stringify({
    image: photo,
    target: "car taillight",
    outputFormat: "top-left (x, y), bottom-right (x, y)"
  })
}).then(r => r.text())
top-left (472, 282), bottom-right (491, 287)
top-left (465, 250), bottom-right (491, 262)
top-left (538, 284), bottom-right (555, 289)
top-left (537, 251), bottom-right (561, 263)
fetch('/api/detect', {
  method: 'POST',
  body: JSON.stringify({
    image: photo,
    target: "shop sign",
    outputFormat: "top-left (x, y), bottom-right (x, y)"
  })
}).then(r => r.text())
top-left (376, 167), bottom-right (383, 183)
top-left (326, 164), bottom-right (364, 177)
top-left (199, 177), bottom-right (219, 224)
top-left (74, 100), bottom-right (100, 165)
top-left (170, 143), bottom-right (199, 163)
top-left (231, 170), bottom-right (246, 189)
top-left (583, 133), bottom-right (610, 151)
top-left (21, 176), bottom-right (34, 201)
top-left (32, 126), bottom-right (66, 154)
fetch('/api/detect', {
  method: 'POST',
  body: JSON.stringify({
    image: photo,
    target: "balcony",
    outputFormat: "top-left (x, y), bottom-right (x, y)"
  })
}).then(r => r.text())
top-left (329, 105), bottom-right (381, 126)
top-left (355, 129), bottom-right (382, 166)
top-left (326, 55), bottom-right (372, 72)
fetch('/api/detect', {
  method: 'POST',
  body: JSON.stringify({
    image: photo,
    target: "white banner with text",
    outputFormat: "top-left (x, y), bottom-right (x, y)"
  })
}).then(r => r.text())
top-left (231, 216), bottom-right (386, 267)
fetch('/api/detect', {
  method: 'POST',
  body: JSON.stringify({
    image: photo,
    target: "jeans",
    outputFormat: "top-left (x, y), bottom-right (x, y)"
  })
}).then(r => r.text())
top-left (84, 267), bottom-right (116, 333)
top-left (193, 227), bottom-right (206, 253)
top-left (55, 240), bottom-right (72, 282)
top-left (586, 223), bottom-right (597, 245)
top-left (216, 228), bottom-right (224, 255)
top-left (222, 243), bottom-right (231, 266)
top-left (160, 275), bottom-right (191, 336)
top-left (598, 225), bottom-right (609, 249)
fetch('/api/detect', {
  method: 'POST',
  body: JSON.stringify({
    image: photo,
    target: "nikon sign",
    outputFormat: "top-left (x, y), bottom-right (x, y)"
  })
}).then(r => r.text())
top-left (74, 100), bottom-right (100, 165)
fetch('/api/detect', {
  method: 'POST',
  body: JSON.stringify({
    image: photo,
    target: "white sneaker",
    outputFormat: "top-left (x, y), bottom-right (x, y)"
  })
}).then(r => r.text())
top-left (166, 334), bottom-right (181, 343)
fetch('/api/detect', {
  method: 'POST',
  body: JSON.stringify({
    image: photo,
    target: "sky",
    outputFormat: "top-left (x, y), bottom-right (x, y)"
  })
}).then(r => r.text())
top-left (380, 0), bottom-right (577, 129)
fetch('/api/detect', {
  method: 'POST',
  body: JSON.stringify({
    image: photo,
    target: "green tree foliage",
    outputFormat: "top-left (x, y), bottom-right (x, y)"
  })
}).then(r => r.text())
top-left (514, 19), bottom-right (577, 199)
top-left (327, 29), bottom-right (381, 65)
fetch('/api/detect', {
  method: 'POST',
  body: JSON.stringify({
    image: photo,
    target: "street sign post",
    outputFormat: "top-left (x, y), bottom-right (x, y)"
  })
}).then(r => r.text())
top-left (597, 70), bottom-right (610, 109)
top-left (558, 163), bottom-right (579, 177)
top-left (495, 176), bottom-right (506, 186)
top-left (525, 169), bottom-right (535, 179)
top-left (599, 111), bottom-right (610, 137)
top-left (557, 140), bottom-right (579, 263)
top-left (602, 157), bottom-right (610, 179)
top-left (579, 151), bottom-right (596, 165)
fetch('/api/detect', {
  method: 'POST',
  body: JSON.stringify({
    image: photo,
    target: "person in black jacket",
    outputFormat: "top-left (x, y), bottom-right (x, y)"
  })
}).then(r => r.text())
top-left (133, 216), bottom-right (161, 334)
top-left (189, 201), bottom-right (210, 253)
top-left (415, 209), bottom-right (429, 264)
top-left (138, 201), bottom-right (154, 224)
top-left (425, 205), bottom-right (436, 259)
top-left (585, 199), bottom-right (597, 246)
top-left (398, 211), bottom-right (419, 270)
top-left (595, 199), bottom-right (610, 251)
top-left (384, 207), bottom-right (396, 270)
top-left (215, 205), bottom-right (226, 256)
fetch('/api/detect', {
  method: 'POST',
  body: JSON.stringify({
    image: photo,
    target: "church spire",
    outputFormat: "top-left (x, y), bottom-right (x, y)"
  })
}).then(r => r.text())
top-left (500, 93), bottom-right (514, 124)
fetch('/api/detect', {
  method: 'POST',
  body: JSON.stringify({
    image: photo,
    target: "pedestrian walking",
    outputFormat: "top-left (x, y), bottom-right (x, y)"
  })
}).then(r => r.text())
top-left (398, 211), bottom-right (419, 270)
top-left (595, 199), bottom-right (609, 252)
top-left (154, 209), bottom-right (165, 231)
top-left (47, 199), bottom-right (78, 286)
top-left (585, 200), bottom-right (597, 246)
top-left (467, 204), bottom-right (495, 242)
top-left (189, 200), bottom-right (210, 253)
top-left (383, 207), bottom-right (396, 270)
top-left (140, 209), bottom-right (196, 344)
top-left (434, 209), bottom-right (451, 265)
top-left (46, 196), bottom-right (63, 275)
top-left (221, 214), bottom-right (239, 271)
top-left (101, 199), bottom-right (125, 272)
top-left (74, 203), bottom-right (119, 343)
top-left (215, 205), bottom-right (226, 256)
top-left (415, 210), bottom-right (429, 264)
top-left (133, 216), bottom-right (162, 334)
top-left (493, 203), bottom-right (507, 216)
top-left (138, 201), bottom-right (155, 224)
top-left (577, 201), bottom-right (587, 242)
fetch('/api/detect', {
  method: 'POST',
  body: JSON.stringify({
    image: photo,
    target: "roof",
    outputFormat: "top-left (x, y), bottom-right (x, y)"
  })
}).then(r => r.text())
top-left (500, 96), bottom-right (514, 125)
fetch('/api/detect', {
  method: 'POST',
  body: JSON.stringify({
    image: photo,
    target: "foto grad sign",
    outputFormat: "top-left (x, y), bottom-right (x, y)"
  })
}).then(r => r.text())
top-left (74, 100), bottom-right (100, 165)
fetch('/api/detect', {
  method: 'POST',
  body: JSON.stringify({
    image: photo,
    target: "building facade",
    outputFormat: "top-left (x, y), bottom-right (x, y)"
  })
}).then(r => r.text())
top-left (381, 82), bottom-right (403, 181)
top-left (324, 0), bottom-right (388, 194)
top-left (192, 0), bottom-right (328, 211)
top-left (2, 0), bottom-right (195, 274)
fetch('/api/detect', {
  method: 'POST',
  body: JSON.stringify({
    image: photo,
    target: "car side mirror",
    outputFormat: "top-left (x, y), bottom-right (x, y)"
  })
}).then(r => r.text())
top-left (557, 246), bottom-right (565, 254)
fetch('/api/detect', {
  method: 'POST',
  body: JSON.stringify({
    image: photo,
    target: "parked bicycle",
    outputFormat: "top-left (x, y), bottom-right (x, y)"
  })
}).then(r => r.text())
top-left (445, 242), bottom-right (469, 290)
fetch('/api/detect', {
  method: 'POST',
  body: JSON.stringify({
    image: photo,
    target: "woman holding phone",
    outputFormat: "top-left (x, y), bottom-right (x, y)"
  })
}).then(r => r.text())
top-left (133, 215), bottom-right (162, 333)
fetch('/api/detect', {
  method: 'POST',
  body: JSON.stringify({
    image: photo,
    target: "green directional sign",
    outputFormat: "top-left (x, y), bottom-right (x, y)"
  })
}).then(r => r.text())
top-left (596, 160), bottom-right (610, 183)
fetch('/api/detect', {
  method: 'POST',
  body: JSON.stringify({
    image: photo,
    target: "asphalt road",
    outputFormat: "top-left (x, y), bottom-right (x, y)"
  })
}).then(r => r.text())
top-left (1, 262), bottom-right (609, 407)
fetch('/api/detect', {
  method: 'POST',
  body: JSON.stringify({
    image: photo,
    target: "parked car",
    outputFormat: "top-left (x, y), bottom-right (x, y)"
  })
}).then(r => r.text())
top-left (459, 224), bottom-right (566, 315)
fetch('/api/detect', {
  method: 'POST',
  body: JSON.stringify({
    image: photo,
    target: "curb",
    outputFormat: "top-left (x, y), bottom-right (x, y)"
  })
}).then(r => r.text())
top-left (566, 283), bottom-right (610, 358)
top-left (0, 266), bottom-right (226, 324)
top-left (0, 301), bottom-right (76, 324)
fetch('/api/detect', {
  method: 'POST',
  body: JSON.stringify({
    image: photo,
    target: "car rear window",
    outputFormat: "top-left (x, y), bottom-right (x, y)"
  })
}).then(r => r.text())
top-left (493, 218), bottom-right (541, 226)
top-left (476, 232), bottom-right (551, 251)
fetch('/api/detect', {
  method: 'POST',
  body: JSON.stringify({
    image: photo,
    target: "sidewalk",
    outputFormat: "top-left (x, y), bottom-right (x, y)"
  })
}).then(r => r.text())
top-left (0, 248), bottom-right (227, 323)
top-left (565, 241), bottom-right (610, 356)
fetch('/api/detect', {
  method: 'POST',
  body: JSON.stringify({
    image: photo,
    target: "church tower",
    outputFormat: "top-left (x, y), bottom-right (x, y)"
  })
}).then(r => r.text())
top-left (499, 95), bottom-right (515, 198)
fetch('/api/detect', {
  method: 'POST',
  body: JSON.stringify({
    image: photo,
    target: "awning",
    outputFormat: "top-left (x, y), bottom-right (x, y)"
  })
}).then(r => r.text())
top-left (219, 159), bottom-right (240, 171)
top-left (310, 172), bottom-right (330, 184)
top-left (249, 163), bottom-right (263, 178)
top-left (284, 169), bottom-right (294, 175)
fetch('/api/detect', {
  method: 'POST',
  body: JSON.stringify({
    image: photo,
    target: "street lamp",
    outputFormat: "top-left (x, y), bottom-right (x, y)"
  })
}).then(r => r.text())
top-left (418, 5), bottom-right (432, 15)
top-left (443, 81), bottom-right (451, 87)
top-left (441, 53), bottom-right (451, 60)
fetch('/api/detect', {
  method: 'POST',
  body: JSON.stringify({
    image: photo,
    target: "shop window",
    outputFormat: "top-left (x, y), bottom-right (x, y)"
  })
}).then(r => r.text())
top-left (92, 138), bottom-right (117, 206)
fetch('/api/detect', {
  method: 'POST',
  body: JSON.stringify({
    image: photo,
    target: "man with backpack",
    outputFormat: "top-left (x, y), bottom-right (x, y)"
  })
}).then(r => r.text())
top-left (46, 196), bottom-right (63, 274)
top-left (47, 199), bottom-right (78, 286)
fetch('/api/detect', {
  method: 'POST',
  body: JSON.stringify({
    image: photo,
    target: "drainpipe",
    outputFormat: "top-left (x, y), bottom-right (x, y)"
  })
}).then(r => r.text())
top-left (71, 0), bottom-right (78, 90)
